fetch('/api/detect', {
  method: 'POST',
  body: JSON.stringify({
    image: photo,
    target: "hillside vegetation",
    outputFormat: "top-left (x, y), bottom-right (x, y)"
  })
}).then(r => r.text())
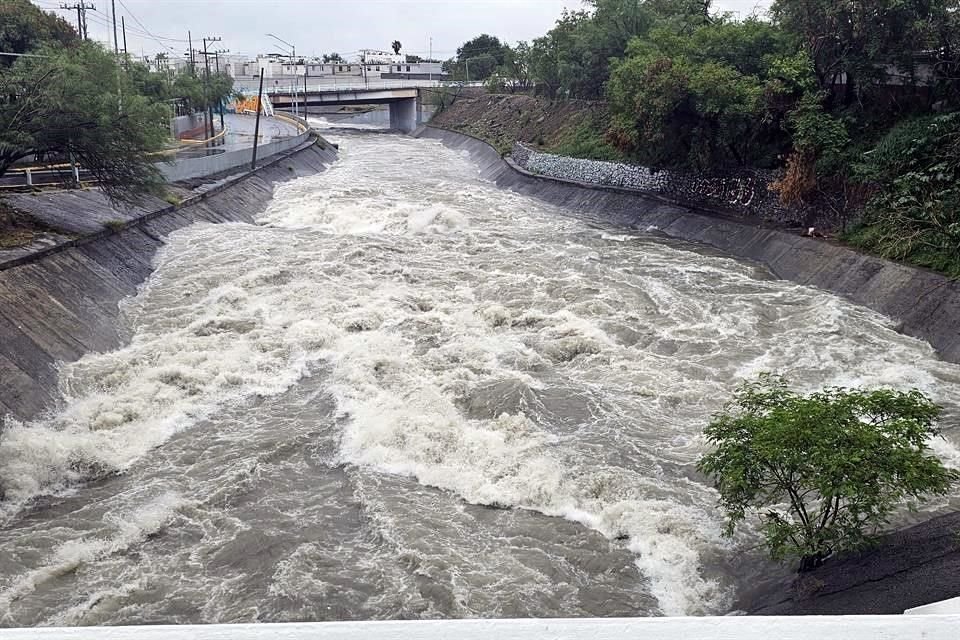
top-left (439, 0), bottom-right (960, 276)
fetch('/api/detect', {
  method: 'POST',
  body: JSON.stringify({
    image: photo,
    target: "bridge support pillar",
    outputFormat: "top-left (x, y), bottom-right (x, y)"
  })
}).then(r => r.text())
top-left (389, 98), bottom-right (418, 133)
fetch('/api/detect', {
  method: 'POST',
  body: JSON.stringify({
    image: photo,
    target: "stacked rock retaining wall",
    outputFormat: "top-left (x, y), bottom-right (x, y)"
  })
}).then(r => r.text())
top-left (512, 142), bottom-right (804, 225)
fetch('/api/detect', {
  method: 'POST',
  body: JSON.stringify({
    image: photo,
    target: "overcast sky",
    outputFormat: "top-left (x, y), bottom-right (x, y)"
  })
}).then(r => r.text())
top-left (32, 0), bottom-right (772, 62)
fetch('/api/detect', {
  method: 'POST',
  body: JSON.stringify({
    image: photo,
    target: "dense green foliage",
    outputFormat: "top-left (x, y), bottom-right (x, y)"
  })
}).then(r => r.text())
top-left (127, 63), bottom-right (236, 115)
top-left (606, 17), bottom-right (802, 169)
top-left (846, 113), bottom-right (960, 276)
top-left (0, 0), bottom-right (77, 65)
top-left (698, 375), bottom-right (957, 571)
top-left (445, 34), bottom-right (509, 81)
top-left (451, 0), bottom-right (960, 276)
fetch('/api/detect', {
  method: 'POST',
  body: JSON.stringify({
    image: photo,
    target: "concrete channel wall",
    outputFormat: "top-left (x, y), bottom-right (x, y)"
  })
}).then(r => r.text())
top-left (0, 139), bottom-right (337, 423)
top-left (416, 126), bottom-right (960, 365)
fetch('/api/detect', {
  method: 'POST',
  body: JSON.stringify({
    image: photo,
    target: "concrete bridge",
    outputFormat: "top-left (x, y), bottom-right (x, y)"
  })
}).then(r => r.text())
top-left (268, 86), bottom-right (424, 132)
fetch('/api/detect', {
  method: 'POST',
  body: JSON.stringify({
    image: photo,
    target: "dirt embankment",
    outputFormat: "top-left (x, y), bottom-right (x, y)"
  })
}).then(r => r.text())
top-left (428, 91), bottom-right (610, 156)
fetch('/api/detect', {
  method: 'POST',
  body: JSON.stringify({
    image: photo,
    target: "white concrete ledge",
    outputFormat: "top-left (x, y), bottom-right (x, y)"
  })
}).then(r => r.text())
top-left (906, 596), bottom-right (960, 615)
top-left (4, 617), bottom-right (960, 640)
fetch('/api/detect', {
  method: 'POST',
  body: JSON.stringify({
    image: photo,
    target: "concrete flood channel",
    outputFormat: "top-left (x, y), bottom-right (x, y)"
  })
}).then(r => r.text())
top-left (0, 124), bottom-right (958, 625)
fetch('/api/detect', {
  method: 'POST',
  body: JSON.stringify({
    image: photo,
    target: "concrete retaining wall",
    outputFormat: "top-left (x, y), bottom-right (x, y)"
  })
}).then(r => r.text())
top-left (159, 118), bottom-right (311, 183)
top-left (0, 140), bottom-right (337, 423)
top-left (418, 127), bottom-right (960, 365)
top-left (170, 113), bottom-right (209, 140)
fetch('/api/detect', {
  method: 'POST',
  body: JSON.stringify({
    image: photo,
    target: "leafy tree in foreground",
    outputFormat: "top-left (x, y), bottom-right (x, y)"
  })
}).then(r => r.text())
top-left (0, 43), bottom-right (169, 203)
top-left (697, 374), bottom-right (957, 572)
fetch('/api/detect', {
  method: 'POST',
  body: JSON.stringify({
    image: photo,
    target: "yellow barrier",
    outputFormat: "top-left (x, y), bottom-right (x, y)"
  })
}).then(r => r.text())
top-left (274, 112), bottom-right (308, 133)
top-left (179, 125), bottom-right (228, 145)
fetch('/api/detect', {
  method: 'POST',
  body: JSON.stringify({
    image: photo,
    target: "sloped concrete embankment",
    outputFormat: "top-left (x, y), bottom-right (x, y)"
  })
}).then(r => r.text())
top-left (0, 142), bottom-right (337, 423)
top-left (416, 126), bottom-right (960, 366)
top-left (414, 126), bottom-right (960, 615)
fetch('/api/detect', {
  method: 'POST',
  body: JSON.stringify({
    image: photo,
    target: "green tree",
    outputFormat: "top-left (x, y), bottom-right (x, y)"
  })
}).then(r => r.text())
top-left (0, 43), bottom-right (170, 202)
top-left (697, 375), bottom-right (957, 571)
top-left (0, 0), bottom-right (78, 66)
top-left (455, 34), bottom-right (508, 81)
top-left (771, 0), bottom-right (960, 108)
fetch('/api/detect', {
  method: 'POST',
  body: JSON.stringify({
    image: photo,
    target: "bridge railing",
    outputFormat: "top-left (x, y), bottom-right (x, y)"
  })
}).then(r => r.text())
top-left (236, 78), bottom-right (443, 95)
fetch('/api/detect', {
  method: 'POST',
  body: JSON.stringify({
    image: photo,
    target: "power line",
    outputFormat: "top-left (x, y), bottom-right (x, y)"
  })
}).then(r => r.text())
top-left (83, 11), bottom-right (180, 53)
top-left (116, 0), bottom-right (190, 43)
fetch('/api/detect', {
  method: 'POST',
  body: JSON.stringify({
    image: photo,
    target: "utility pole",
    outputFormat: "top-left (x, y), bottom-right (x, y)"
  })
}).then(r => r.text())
top-left (202, 36), bottom-right (222, 141)
top-left (110, 0), bottom-right (119, 55)
top-left (429, 37), bottom-right (433, 82)
top-left (251, 68), bottom-right (265, 170)
top-left (61, 2), bottom-right (95, 40)
top-left (188, 31), bottom-right (195, 75)
top-left (121, 15), bottom-right (128, 69)
top-left (213, 49), bottom-right (229, 132)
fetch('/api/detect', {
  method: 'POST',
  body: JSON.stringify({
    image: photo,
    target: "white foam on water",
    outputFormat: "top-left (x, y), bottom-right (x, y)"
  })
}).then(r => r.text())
top-left (0, 249), bottom-right (337, 516)
top-left (2, 132), bottom-right (959, 621)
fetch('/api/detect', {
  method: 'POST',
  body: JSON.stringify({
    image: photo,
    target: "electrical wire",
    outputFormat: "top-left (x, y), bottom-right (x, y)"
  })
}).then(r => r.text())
top-left (116, 0), bottom-right (191, 43)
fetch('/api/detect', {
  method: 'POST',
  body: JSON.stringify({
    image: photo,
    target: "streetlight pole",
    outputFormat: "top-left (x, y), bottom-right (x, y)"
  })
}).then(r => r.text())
top-left (213, 49), bottom-right (229, 133)
top-left (266, 33), bottom-right (298, 117)
top-left (202, 36), bottom-right (222, 140)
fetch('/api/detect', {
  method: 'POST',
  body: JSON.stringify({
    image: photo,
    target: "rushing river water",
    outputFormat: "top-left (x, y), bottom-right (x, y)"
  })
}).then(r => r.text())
top-left (1, 127), bottom-right (960, 626)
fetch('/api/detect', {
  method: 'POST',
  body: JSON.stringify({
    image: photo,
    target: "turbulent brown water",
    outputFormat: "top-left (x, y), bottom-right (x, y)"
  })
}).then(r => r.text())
top-left (1, 127), bottom-right (959, 626)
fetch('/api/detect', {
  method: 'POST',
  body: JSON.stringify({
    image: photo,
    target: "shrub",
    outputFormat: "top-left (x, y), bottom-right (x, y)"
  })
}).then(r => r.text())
top-left (846, 112), bottom-right (960, 277)
top-left (698, 374), bottom-right (957, 572)
top-left (550, 121), bottom-right (621, 162)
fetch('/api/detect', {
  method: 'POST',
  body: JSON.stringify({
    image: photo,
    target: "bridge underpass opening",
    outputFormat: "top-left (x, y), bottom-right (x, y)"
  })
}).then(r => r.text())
top-left (388, 97), bottom-right (418, 133)
top-left (270, 87), bottom-right (423, 132)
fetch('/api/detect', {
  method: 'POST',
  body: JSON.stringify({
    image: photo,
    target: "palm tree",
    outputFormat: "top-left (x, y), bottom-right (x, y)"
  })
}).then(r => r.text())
top-left (391, 40), bottom-right (402, 55)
